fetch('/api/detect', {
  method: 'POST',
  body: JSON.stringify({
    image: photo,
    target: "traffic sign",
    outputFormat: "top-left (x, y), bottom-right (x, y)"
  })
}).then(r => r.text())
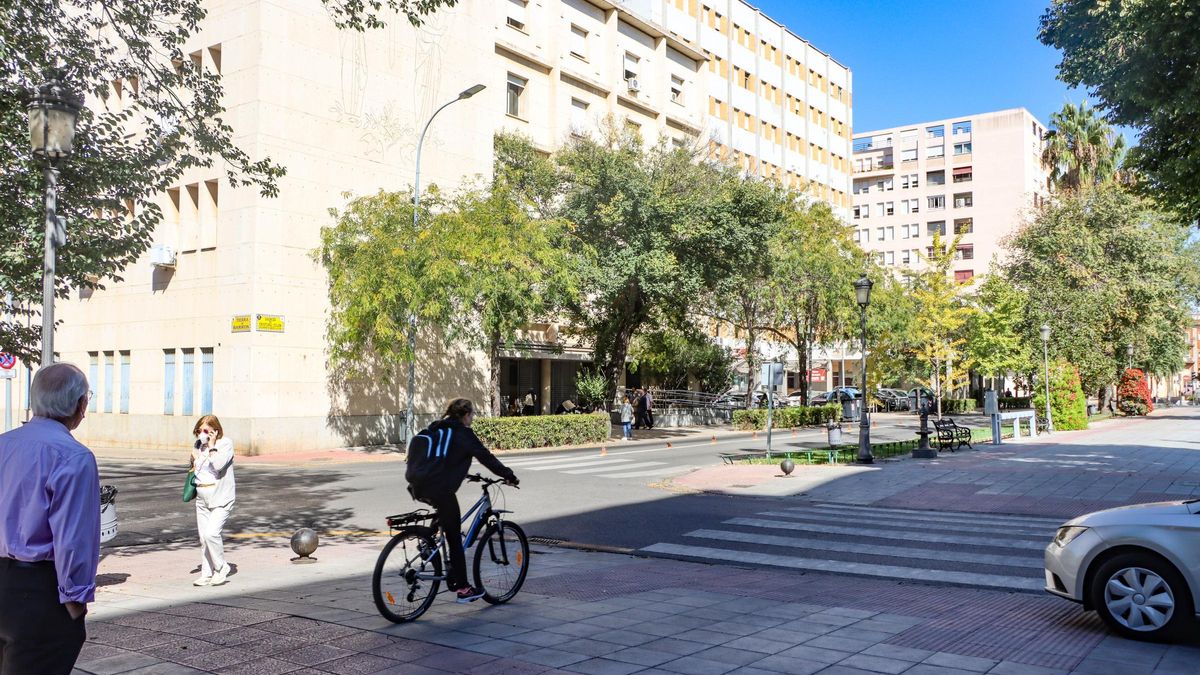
top-left (0, 353), bottom-right (15, 370)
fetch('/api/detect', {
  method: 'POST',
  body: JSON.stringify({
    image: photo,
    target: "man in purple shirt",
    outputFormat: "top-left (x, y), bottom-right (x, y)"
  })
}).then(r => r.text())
top-left (0, 362), bottom-right (99, 674)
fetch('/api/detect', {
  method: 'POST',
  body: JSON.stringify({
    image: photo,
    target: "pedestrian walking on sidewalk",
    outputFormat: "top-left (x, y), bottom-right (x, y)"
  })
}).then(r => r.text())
top-left (0, 363), bottom-right (99, 675)
top-left (620, 396), bottom-right (634, 440)
top-left (644, 388), bottom-right (655, 429)
top-left (191, 415), bottom-right (236, 587)
top-left (633, 387), bottom-right (648, 429)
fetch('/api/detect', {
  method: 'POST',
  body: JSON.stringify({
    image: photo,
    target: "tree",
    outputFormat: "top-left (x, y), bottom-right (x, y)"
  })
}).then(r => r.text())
top-left (322, 0), bottom-right (460, 30)
top-left (964, 274), bottom-right (1033, 388)
top-left (629, 325), bottom-right (735, 393)
top-left (1039, 0), bottom-right (1200, 220)
top-left (1117, 367), bottom-right (1153, 416)
top-left (1041, 101), bottom-right (1126, 191)
top-left (904, 232), bottom-right (976, 416)
top-left (554, 123), bottom-right (736, 401)
top-left (764, 199), bottom-right (862, 404)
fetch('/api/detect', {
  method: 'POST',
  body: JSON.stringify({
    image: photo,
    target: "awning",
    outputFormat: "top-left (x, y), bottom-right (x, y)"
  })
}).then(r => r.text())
top-left (953, 166), bottom-right (973, 176)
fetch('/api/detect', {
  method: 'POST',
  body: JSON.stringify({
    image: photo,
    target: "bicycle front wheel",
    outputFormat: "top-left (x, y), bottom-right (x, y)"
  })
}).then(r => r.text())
top-left (473, 521), bottom-right (529, 604)
top-left (373, 527), bottom-right (441, 623)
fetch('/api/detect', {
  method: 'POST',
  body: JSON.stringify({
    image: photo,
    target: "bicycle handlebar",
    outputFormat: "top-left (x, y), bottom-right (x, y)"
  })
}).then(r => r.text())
top-left (466, 473), bottom-right (520, 489)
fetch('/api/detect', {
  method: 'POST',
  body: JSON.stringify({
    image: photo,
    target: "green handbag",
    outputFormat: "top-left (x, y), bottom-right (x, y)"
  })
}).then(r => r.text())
top-left (183, 470), bottom-right (198, 502)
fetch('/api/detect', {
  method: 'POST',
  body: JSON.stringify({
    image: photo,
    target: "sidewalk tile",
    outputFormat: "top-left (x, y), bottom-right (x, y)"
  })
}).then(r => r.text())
top-left (775, 644), bottom-right (854, 664)
top-left (512, 629), bottom-right (585, 647)
top-left (564, 658), bottom-right (649, 675)
top-left (813, 667), bottom-right (879, 675)
top-left (462, 637), bottom-right (541, 658)
top-left (545, 622), bottom-right (605, 638)
top-left (241, 635), bottom-right (311, 656)
top-left (122, 663), bottom-right (212, 675)
top-left (589, 628), bottom-right (659, 647)
top-left (639, 637), bottom-right (712, 657)
top-left (742, 654), bottom-right (826, 675)
top-left (202, 627), bottom-right (278, 647)
top-left (315, 653), bottom-right (404, 673)
top-left (509, 647), bottom-right (591, 668)
top-left (605, 645), bottom-right (681, 667)
top-left (555, 638), bottom-right (633, 657)
top-left (1069, 658), bottom-right (1154, 675)
top-left (656, 655), bottom-right (740, 674)
top-left (985, 661), bottom-right (1067, 675)
top-left (720, 635), bottom-right (794, 655)
top-left (860, 643), bottom-right (933, 662)
top-left (902, 665), bottom-right (977, 675)
top-left (671, 628), bottom-right (739, 646)
top-left (213, 657), bottom-right (302, 675)
top-left (692, 645), bottom-right (771, 667)
top-left (326, 631), bottom-right (401, 652)
top-left (278, 644), bottom-right (356, 666)
top-left (77, 652), bottom-right (166, 675)
top-left (422, 629), bottom-right (494, 649)
top-left (835, 654), bottom-right (911, 674)
top-left (806, 635), bottom-right (882, 653)
top-left (923, 651), bottom-right (998, 672)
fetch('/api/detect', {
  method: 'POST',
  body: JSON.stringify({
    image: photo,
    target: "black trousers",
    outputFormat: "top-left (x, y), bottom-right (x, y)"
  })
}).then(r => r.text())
top-left (0, 559), bottom-right (86, 675)
top-left (413, 490), bottom-right (469, 591)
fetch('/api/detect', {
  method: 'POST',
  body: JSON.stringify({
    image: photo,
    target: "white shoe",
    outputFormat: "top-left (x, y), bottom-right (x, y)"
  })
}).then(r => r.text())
top-left (193, 576), bottom-right (212, 586)
top-left (210, 564), bottom-right (230, 586)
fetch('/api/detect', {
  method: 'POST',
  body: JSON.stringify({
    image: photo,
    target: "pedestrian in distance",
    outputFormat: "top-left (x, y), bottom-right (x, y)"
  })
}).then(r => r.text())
top-left (644, 388), bottom-right (655, 430)
top-left (633, 387), bottom-right (648, 430)
top-left (522, 389), bottom-right (536, 417)
top-left (620, 396), bottom-right (634, 440)
top-left (191, 414), bottom-right (236, 587)
top-left (405, 399), bottom-right (519, 603)
top-left (0, 363), bottom-right (98, 675)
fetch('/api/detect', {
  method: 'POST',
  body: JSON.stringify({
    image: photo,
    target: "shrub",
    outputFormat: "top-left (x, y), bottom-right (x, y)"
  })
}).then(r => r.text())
top-left (1117, 368), bottom-right (1153, 416)
top-left (939, 398), bottom-right (975, 414)
top-left (472, 413), bottom-right (610, 450)
top-left (732, 404), bottom-right (841, 430)
top-left (1032, 359), bottom-right (1088, 431)
top-left (998, 396), bottom-right (1032, 410)
top-left (574, 369), bottom-right (608, 410)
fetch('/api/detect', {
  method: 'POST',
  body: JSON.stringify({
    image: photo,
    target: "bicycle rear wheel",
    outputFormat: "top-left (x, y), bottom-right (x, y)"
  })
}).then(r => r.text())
top-left (373, 527), bottom-right (441, 623)
top-left (473, 521), bottom-right (529, 604)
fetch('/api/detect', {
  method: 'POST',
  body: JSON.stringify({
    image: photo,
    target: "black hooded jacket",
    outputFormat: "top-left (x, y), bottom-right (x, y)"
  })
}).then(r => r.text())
top-left (405, 417), bottom-right (516, 495)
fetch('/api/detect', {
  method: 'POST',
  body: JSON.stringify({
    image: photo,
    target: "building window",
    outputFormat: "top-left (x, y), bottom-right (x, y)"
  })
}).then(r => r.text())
top-left (570, 98), bottom-right (589, 132)
top-left (876, 227), bottom-right (885, 241)
top-left (852, 229), bottom-right (860, 242)
top-left (623, 52), bottom-right (640, 81)
top-left (201, 348), bottom-right (214, 415)
top-left (956, 244), bottom-right (975, 261)
top-left (506, 73), bottom-right (526, 117)
top-left (901, 250), bottom-right (911, 265)
top-left (882, 177), bottom-right (893, 191)
top-left (886, 226), bottom-right (894, 240)
top-left (853, 206), bottom-right (861, 220)
top-left (927, 170), bottom-right (945, 186)
top-left (569, 24), bottom-right (587, 59)
top-left (954, 218), bottom-right (974, 234)
top-left (860, 228), bottom-right (870, 242)
top-left (954, 142), bottom-right (972, 155)
top-left (954, 269), bottom-right (974, 283)
top-left (861, 204), bottom-right (869, 219)
top-left (88, 353), bottom-right (99, 412)
top-left (885, 201), bottom-right (895, 216)
top-left (927, 221), bottom-right (946, 236)
top-left (954, 192), bottom-right (973, 208)
top-left (119, 351), bottom-right (130, 414)
top-left (909, 198), bottom-right (920, 214)
top-left (181, 348), bottom-right (195, 416)
top-left (900, 148), bottom-right (917, 162)
top-left (926, 144), bottom-right (945, 159)
top-left (886, 251), bottom-right (895, 265)
top-left (506, 0), bottom-right (527, 31)
top-left (952, 120), bottom-right (972, 135)
top-left (670, 75), bottom-right (684, 104)
top-left (926, 125), bottom-right (944, 139)
top-left (103, 351), bottom-right (114, 413)
top-left (953, 166), bottom-right (973, 183)
top-left (163, 349), bottom-right (175, 415)
top-left (928, 195), bottom-right (945, 210)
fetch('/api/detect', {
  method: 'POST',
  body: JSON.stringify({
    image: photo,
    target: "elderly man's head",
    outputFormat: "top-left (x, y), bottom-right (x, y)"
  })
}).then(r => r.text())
top-left (32, 362), bottom-right (89, 428)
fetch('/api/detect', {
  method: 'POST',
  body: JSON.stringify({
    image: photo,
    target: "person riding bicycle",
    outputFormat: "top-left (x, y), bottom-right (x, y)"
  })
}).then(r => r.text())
top-left (405, 398), bottom-right (519, 603)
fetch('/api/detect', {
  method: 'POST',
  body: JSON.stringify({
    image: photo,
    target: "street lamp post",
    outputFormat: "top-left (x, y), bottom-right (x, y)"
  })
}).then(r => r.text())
top-left (1126, 343), bottom-right (1134, 370)
top-left (1040, 323), bottom-right (1054, 434)
top-left (853, 275), bottom-right (873, 464)
top-left (407, 83), bottom-right (485, 442)
top-left (28, 70), bottom-right (83, 367)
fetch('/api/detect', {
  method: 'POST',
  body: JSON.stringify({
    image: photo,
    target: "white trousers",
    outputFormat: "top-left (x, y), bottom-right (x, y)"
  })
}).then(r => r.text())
top-left (196, 496), bottom-right (234, 577)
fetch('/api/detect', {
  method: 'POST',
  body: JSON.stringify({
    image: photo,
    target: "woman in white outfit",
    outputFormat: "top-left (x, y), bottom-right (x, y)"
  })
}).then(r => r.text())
top-left (191, 414), bottom-right (235, 586)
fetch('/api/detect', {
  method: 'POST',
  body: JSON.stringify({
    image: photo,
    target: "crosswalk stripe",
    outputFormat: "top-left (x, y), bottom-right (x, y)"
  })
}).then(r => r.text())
top-left (812, 502), bottom-right (1065, 528)
top-left (796, 505), bottom-right (1057, 535)
top-left (760, 510), bottom-right (1051, 539)
top-left (683, 529), bottom-right (1042, 569)
top-left (523, 458), bottom-right (636, 471)
top-left (726, 517), bottom-right (1046, 551)
top-left (503, 455), bottom-right (615, 468)
top-left (563, 461), bottom-right (665, 475)
top-left (601, 466), bottom-right (693, 479)
top-left (640, 543), bottom-right (1043, 591)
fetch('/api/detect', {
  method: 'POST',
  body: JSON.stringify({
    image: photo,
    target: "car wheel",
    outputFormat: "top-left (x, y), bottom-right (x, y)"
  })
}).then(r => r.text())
top-left (1090, 552), bottom-right (1194, 640)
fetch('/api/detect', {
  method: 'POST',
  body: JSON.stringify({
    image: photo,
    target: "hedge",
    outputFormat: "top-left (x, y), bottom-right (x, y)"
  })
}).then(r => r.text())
top-left (998, 396), bottom-right (1032, 410)
top-left (1117, 368), bottom-right (1153, 416)
top-left (939, 399), bottom-right (975, 414)
top-left (732, 404), bottom-right (841, 431)
top-left (472, 413), bottom-right (610, 450)
top-left (1033, 359), bottom-right (1088, 431)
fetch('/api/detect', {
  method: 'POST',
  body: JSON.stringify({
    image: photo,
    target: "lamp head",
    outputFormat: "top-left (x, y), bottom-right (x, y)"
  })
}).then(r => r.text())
top-left (1126, 344), bottom-right (1134, 357)
top-left (1039, 324), bottom-right (1050, 342)
top-left (459, 84), bottom-right (486, 99)
top-left (28, 69), bottom-right (83, 160)
top-left (853, 275), bottom-right (873, 308)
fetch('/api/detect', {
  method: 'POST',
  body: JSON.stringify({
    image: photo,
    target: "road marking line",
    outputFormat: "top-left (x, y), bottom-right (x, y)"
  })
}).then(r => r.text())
top-left (523, 458), bottom-right (637, 471)
top-left (639, 543), bottom-right (1043, 591)
top-left (764, 509), bottom-right (1052, 539)
top-left (725, 517), bottom-right (1047, 551)
top-left (562, 461), bottom-right (666, 475)
top-left (600, 466), bottom-right (695, 479)
top-left (811, 502), bottom-right (1065, 528)
top-left (683, 529), bottom-right (1042, 569)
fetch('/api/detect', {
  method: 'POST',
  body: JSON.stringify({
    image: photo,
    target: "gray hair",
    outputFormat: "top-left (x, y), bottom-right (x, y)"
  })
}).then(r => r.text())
top-left (32, 362), bottom-right (89, 419)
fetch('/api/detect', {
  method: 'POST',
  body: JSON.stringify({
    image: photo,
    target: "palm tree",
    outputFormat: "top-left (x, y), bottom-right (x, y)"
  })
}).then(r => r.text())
top-left (1041, 101), bottom-right (1127, 191)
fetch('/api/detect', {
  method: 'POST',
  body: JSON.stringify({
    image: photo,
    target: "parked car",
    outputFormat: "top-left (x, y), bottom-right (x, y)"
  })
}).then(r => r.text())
top-left (907, 388), bottom-right (936, 409)
top-left (875, 388), bottom-right (911, 411)
top-left (811, 388), bottom-right (858, 405)
top-left (1044, 499), bottom-right (1200, 640)
top-left (785, 391), bottom-right (807, 406)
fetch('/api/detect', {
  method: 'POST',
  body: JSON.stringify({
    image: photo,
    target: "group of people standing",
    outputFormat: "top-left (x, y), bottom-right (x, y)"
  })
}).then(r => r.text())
top-left (619, 387), bottom-right (655, 440)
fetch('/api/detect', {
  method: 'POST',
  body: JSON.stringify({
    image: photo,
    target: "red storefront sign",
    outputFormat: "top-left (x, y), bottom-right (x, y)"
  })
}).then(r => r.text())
top-left (808, 368), bottom-right (827, 383)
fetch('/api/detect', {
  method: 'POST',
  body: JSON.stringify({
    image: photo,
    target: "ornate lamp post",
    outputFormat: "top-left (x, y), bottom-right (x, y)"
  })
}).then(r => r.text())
top-left (407, 83), bottom-right (485, 442)
top-left (28, 69), bottom-right (83, 366)
top-left (1040, 324), bottom-right (1054, 434)
top-left (853, 275), bottom-right (873, 464)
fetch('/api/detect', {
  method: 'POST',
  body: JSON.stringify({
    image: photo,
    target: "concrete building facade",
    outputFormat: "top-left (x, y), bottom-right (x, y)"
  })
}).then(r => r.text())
top-left (850, 108), bottom-right (1049, 282)
top-left (2, 0), bottom-right (853, 453)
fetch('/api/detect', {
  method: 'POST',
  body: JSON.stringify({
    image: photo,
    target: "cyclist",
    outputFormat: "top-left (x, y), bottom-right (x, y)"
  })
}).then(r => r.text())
top-left (405, 398), bottom-right (519, 603)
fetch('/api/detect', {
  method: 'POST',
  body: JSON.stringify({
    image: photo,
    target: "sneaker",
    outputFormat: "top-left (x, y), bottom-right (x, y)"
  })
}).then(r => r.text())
top-left (455, 585), bottom-right (486, 604)
top-left (210, 564), bottom-right (230, 586)
top-left (193, 576), bottom-right (212, 586)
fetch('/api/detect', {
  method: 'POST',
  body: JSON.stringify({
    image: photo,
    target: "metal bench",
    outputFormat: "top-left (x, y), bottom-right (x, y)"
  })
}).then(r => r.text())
top-left (932, 418), bottom-right (972, 452)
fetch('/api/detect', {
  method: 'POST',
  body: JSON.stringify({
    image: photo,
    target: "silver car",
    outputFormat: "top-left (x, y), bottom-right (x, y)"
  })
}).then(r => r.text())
top-left (1044, 499), bottom-right (1200, 640)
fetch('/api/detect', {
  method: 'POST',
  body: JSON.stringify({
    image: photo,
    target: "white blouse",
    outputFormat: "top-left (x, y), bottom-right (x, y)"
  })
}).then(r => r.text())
top-left (194, 437), bottom-right (236, 505)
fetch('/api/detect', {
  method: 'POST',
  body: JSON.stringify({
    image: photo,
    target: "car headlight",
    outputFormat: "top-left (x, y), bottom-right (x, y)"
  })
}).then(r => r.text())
top-left (1053, 525), bottom-right (1088, 548)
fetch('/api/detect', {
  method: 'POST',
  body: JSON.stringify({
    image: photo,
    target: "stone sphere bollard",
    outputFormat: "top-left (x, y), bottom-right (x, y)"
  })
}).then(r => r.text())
top-left (780, 458), bottom-right (795, 476)
top-left (290, 528), bottom-right (319, 563)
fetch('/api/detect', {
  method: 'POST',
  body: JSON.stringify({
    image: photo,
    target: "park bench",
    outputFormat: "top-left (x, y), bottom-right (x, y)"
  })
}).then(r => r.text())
top-left (932, 418), bottom-right (973, 452)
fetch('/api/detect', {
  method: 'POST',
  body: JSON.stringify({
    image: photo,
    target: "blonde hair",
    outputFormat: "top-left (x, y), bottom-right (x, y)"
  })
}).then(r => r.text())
top-left (192, 414), bottom-right (224, 441)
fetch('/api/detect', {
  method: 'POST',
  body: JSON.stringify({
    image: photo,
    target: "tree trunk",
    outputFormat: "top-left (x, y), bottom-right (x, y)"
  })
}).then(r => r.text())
top-left (744, 323), bottom-right (759, 408)
top-left (488, 331), bottom-right (502, 417)
top-left (796, 326), bottom-right (809, 405)
top-left (601, 318), bottom-right (639, 411)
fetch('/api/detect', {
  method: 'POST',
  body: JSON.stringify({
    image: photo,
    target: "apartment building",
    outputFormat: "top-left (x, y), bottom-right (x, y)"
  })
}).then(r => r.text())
top-left (1, 0), bottom-right (854, 452)
top-left (850, 108), bottom-right (1049, 282)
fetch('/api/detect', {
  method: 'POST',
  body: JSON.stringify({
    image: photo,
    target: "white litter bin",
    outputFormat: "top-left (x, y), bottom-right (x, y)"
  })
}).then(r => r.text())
top-left (100, 485), bottom-right (118, 544)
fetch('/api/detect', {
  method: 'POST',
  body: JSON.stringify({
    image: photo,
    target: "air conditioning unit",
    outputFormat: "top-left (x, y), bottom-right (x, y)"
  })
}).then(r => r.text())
top-left (626, 78), bottom-right (640, 93)
top-left (149, 244), bottom-right (176, 269)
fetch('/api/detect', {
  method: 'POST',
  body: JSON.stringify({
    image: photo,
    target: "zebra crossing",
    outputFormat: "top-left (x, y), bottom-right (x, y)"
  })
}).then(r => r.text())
top-left (502, 447), bottom-right (697, 481)
top-left (641, 502), bottom-right (1063, 591)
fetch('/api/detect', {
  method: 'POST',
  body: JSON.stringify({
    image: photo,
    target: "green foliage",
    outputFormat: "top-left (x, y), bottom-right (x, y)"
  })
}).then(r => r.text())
top-left (630, 326), bottom-right (735, 393)
top-left (905, 232), bottom-right (976, 410)
top-left (574, 369), bottom-right (607, 410)
top-left (1117, 368), bottom-right (1153, 416)
top-left (999, 396), bottom-right (1032, 410)
top-left (965, 275), bottom-right (1033, 378)
top-left (472, 413), bottom-right (609, 450)
top-left (939, 399), bottom-right (976, 414)
top-left (1040, 101), bottom-right (1127, 191)
top-left (731, 404), bottom-right (840, 431)
top-left (1033, 359), bottom-right (1089, 431)
top-left (1039, 1), bottom-right (1200, 219)
top-left (323, 0), bottom-right (459, 29)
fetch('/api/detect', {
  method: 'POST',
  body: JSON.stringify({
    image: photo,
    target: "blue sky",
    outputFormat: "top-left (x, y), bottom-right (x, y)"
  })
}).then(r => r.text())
top-left (753, 0), bottom-right (1092, 135)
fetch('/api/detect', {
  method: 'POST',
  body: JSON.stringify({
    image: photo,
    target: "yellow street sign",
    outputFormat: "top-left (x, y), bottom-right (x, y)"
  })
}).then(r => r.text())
top-left (231, 315), bottom-right (251, 333)
top-left (256, 314), bottom-right (285, 333)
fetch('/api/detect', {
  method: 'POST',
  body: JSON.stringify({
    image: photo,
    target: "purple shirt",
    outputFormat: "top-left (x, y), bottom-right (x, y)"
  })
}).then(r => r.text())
top-left (0, 417), bottom-right (100, 604)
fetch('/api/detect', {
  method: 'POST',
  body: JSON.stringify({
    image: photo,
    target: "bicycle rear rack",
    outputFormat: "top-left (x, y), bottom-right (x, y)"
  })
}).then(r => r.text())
top-left (386, 509), bottom-right (434, 533)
